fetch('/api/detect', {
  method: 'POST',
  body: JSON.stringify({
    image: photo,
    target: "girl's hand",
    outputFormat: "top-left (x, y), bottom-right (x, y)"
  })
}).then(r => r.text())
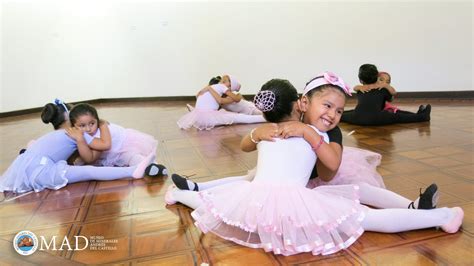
top-left (65, 127), bottom-right (85, 141)
top-left (254, 123), bottom-right (279, 142)
top-left (278, 121), bottom-right (308, 139)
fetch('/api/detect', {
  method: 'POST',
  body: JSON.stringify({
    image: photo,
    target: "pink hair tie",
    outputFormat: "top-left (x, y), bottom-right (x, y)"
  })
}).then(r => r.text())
top-left (303, 71), bottom-right (352, 96)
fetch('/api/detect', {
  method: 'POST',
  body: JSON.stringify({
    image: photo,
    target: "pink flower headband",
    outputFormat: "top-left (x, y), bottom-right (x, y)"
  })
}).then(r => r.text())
top-left (253, 90), bottom-right (276, 112)
top-left (303, 71), bottom-right (352, 96)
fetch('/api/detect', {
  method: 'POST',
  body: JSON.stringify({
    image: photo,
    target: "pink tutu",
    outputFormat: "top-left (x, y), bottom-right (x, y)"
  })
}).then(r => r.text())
top-left (307, 147), bottom-right (385, 189)
top-left (95, 129), bottom-right (158, 167)
top-left (191, 181), bottom-right (367, 256)
top-left (177, 109), bottom-right (236, 130)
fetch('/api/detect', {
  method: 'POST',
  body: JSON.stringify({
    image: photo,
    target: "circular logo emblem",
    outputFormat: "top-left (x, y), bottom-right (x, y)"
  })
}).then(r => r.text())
top-left (13, 231), bottom-right (38, 256)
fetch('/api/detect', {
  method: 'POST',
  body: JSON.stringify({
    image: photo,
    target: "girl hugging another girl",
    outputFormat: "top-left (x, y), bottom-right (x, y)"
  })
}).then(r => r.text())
top-left (166, 73), bottom-right (463, 256)
top-left (177, 74), bottom-right (266, 130)
top-left (41, 101), bottom-right (167, 176)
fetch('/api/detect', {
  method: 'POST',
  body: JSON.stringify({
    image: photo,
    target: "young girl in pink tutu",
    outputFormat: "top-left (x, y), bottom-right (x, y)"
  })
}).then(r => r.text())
top-left (172, 72), bottom-right (434, 210)
top-left (166, 76), bottom-right (463, 256)
top-left (39, 101), bottom-right (166, 176)
top-left (209, 75), bottom-right (263, 115)
top-left (177, 75), bottom-right (266, 130)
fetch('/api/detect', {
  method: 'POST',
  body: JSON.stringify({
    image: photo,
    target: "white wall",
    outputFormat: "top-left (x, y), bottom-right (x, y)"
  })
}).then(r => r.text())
top-left (1, 0), bottom-right (472, 113)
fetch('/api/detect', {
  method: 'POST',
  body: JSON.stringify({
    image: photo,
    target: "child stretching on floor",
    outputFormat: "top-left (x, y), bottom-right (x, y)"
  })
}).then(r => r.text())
top-left (0, 113), bottom-right (155, 193)
top-left (177, 74), bottom-right (265, 130)
top-left (342, 64), bottom-right (431, 126)
top-left (186, 75), bottom-right (262, 115)
top-left (171, 72), bottom-right (436, 210)
top-left (166, 76), bottom-right (463, 256)
top-left (39, 101), bottom-right (166, 176)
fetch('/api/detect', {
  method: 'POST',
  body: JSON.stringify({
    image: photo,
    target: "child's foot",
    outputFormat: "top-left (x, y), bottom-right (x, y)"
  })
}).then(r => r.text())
top-left (441, 207), bottom-right (464, 233)
top-left (417, 105), bottom-right (425, 114)
top-left (164, 185), bottom-right (177, 205)
top-left (409, 183), bottom-right (439, 209)
top-left (420, 104), bottom-right (431, 121)
top-left (145, 163), bottom-right (168, 177)
top-left (186, 104), bottom-right (194, 112)
top-left (132, 153), bottom-right (156, 179)
top-left (171, 173), bottom-right (199, 191)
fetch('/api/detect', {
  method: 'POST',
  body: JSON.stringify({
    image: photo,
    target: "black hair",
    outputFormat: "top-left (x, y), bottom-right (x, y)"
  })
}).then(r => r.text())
top-left (257, 79), bottom-right (299, 123)
top-left (41, 102), bottom-right (73, 129)
top-left (358, 64), bottom-right (379, 84)
top-left (69, 103), bottom-right (99, 126)
top-left (208, 76), bottom-right (222, 85)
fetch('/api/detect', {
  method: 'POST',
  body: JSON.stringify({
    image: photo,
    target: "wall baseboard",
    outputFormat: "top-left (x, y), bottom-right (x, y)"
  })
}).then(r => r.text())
top-left (1, 91), bottom-right (472, 118)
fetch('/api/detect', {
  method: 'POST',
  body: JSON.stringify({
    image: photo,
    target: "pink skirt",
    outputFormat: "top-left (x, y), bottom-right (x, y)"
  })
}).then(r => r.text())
top-left (95, 129), bottom-right (158, 167)
top-left (307, 147), bottom-right (385, 189)
top-left (177, 109), bottom-right (236, 130)
top-left (191, 181), bottom-right (367, 256)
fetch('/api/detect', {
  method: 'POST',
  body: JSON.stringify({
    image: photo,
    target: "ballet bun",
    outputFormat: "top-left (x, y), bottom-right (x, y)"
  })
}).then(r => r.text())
top-left (41, 103), bottom-right (58, 124)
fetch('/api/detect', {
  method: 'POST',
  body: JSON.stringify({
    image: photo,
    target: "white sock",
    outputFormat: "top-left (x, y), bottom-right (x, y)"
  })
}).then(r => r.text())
top-left (197, 174), bottom-right (250, 191)
top-left (358, 183), bottom-right (414, 209)
top-left (362, 207), bottom-right (452, 233)
top-left (231, 113), bottom-right (266, 124)
top-left (132, 153), bottom-right (156, 179)
top-left (172, 189), bottom-right (203, 209)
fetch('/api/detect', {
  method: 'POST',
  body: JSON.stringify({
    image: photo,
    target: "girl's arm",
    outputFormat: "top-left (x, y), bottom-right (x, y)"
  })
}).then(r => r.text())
top-left (207, 87), bottom-right (235, 105)
top-left (378, 84), bottom-right (397, 96)
top-left (88, 120), bottom-right (112, 151)
top-left (353, 84), bottom-right (379, 93)
top-left (278, 121), bottom-right (342, 175)
top-left (224, 91), bottom-right (243, 103)
top-left (240, 123), bottom-right (279, 152)
top-left (314, 142), bottom-right (342, 181)
top-left (65, 127), bottom-right (102, 164)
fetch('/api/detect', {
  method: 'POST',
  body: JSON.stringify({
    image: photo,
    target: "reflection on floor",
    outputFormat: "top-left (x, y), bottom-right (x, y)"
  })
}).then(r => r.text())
top-left (0, 99), bottom-right (472, 265)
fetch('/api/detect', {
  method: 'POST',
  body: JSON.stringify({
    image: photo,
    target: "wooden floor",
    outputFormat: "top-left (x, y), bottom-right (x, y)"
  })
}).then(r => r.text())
top-left (0, 99), bottom-right (473, 265)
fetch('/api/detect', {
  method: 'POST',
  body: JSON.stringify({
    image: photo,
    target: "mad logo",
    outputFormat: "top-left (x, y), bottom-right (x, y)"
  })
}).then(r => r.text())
top-left (13, 231), bottom-right (38, 256)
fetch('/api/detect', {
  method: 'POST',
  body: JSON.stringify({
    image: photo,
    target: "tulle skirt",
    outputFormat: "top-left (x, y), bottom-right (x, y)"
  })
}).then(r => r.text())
top-left (0, 152), bottom-right (68, 193)
top-left (95, 129), bottom-right (158, 167)
top-left (307, 147), bottom-right (385, 189)
top-left (177, 109), bottom-right (236, 130)
top-left (191, 181), bottom-right (367, 256)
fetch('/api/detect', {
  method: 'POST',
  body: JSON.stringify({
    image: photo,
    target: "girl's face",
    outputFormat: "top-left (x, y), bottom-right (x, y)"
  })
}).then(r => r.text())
top-left (221, 75), bottom-right (231, 89)
top-left (300, 89), bottom-right (345, 132)
top-left (378, 73), bottom-right (391, 84)
top-left (73, 114), bottom-right (98, 136)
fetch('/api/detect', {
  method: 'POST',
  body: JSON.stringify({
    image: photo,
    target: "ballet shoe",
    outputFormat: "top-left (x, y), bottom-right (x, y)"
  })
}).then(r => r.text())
top-left (420, 104), bottom-right (431, 121)
top-left (172, 173), bottom-right (199, 191)
top-left (413, 183), bottom-right (438, 209)
top-left (145, 163), bottom-right (168, 177)
top-left (441, 207), bottom-right (464, 233)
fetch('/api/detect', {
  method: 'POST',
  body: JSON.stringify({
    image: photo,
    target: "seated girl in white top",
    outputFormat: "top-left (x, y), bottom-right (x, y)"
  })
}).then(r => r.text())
top-left (177, 75), bottom-right (265, 130)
